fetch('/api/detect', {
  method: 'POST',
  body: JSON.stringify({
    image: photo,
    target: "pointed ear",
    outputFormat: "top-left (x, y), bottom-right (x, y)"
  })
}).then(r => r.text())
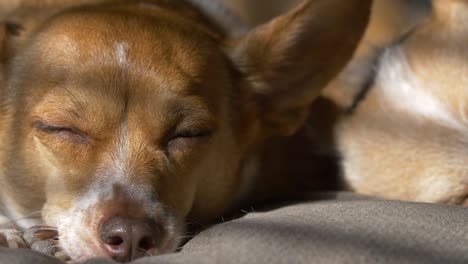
top-left (227, 0), bottom-right (371, 136)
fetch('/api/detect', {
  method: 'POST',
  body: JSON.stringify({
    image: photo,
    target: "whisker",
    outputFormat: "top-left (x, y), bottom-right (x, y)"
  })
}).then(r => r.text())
top-left (138, 248), bottom-right (153, 257)
top-left (0, 211), bottom-right (44, 229)
top-left (49, 245), bottom-right (63, 249)
top-left (22, 210), bottom-right (43, 217)
top-left (2, 211), bottom-right (42, 222)
top-left (5, 230), bottom-right (26, 235)
top-left (26, 227), bottom-right (59, 231)
top-left (1, 227), bottom-right (59, 238)
top-left (177, 235), bottom-right (192, 238)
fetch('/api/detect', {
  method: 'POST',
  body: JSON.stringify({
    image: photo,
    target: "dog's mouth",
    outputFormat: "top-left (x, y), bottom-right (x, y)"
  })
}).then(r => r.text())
top-left (42, 187), bottom-right (184, 263)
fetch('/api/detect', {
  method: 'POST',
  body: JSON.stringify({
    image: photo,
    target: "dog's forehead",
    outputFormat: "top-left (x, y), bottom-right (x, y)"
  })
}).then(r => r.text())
top-left (17, 8), bottom-right (232, 130)
top-left (31, 9), bottom-right (222, 91)
top-left (18, 9), bottom-right (233, 128)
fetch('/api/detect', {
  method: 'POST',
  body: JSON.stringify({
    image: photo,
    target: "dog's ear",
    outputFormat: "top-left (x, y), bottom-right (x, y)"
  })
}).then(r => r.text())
top-left (227, 0), bottom-right (371, 136)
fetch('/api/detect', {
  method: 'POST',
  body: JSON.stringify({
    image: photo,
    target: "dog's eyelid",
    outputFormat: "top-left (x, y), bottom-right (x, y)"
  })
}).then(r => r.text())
top-left (164, 128), bottom-right (212, 155)
top-left (173, 128), bottom-right (212, 138)
top-left (32, 121), bottom-right (57, 131)
top-left (5, 21), bottom-right (24, 36)
top-left (170, 118), bottom-right (217, 139)
top-left (32, 121), bottom-right (72, 132)
top-left (32, 120), bottom-right (90, 143)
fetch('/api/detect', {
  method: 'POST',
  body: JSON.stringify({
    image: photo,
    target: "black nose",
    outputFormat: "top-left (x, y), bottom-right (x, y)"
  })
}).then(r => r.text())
top-left (100, 217), bottom-right (159, 262)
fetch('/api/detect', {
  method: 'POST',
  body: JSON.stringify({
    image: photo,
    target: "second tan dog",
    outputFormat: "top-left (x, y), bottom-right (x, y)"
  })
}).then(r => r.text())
top-left (324, 0), bottom-right (468, 205)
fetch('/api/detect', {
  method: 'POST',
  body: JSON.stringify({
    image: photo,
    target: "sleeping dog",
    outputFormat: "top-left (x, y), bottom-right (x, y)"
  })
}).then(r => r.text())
top-left (324, 0), bottom-right (468, 205)
top-left (0, 0), bottom-right (370, 262)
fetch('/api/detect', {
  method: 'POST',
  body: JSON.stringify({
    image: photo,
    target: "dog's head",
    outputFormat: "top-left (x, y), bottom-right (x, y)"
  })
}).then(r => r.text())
top-left (327, 0), bottom-right (468, 205)
top-left (0, 0), bottom-right (370, 261)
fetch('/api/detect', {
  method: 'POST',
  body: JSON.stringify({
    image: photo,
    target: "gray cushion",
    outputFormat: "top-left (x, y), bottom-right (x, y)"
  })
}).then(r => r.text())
top-left (1, 192), bottom-right (467, 264)
top-left (0, 248), bottom-right (64, 264)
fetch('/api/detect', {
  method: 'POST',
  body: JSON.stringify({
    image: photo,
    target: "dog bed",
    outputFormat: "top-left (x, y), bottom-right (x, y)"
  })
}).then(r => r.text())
top-left (1, 192), bottom-right (467, 264)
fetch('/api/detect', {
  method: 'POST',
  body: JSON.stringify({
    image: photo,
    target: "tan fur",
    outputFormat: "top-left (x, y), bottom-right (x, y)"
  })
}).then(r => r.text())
top-left (324, 0), bottom-right (468, 205)
top-left (323, 0), bottom-right (430, 108)
top-left (0, 0), bottom-right (371, 261)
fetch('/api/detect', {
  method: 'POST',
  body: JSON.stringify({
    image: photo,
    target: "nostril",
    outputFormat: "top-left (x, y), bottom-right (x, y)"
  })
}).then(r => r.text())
top-left (105, 235), bottom-right (124, 247)
top-left (100, 216), bottom-right (160, 261)
top-left (100, 217), bottom-right (130, 252)
top-left (138, 236), bottom-right (155, 251)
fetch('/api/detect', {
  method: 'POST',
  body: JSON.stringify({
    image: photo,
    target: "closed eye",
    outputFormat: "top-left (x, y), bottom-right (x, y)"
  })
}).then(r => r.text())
top-left (33, 121), bottom-right (90, 144)
top-left (171, 129), bottom-right (211, 139)
top-left (166, 129), bottom-right (212, 151)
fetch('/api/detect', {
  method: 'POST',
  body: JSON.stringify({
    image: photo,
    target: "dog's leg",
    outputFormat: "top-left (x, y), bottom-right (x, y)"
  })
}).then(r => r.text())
top-left (0, 229), bottom-right (27, 248)
top-left (0, 222), bottom-right (71, 260)
top-left (0, 214), bottom-right (26, 248)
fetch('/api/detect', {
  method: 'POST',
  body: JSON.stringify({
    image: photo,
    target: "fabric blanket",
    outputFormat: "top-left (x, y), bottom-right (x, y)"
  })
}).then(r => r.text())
top-left (1, 192), bottom-right (467, 264)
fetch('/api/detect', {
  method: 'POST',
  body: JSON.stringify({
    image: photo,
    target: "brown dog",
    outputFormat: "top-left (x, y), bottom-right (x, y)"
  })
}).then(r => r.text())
top-left (0, 0), bottom-right (370, 262)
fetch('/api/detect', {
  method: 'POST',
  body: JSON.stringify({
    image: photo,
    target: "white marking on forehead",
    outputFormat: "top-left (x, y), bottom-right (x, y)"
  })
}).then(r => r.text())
top-left (115, 41), bottom-right (128, 66)
top-left (376, 46), bottom-right (467, 131)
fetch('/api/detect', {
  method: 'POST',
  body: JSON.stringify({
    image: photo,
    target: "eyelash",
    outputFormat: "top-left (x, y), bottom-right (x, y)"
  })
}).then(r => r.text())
top-left (165, 129), bottom-right (212, 152)
top-left (33, 121), bottom-right (211, 148)
top-left (33, 121), bottom-right (89, 144)
top-left (170, 129), bottom-right (211, 140)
